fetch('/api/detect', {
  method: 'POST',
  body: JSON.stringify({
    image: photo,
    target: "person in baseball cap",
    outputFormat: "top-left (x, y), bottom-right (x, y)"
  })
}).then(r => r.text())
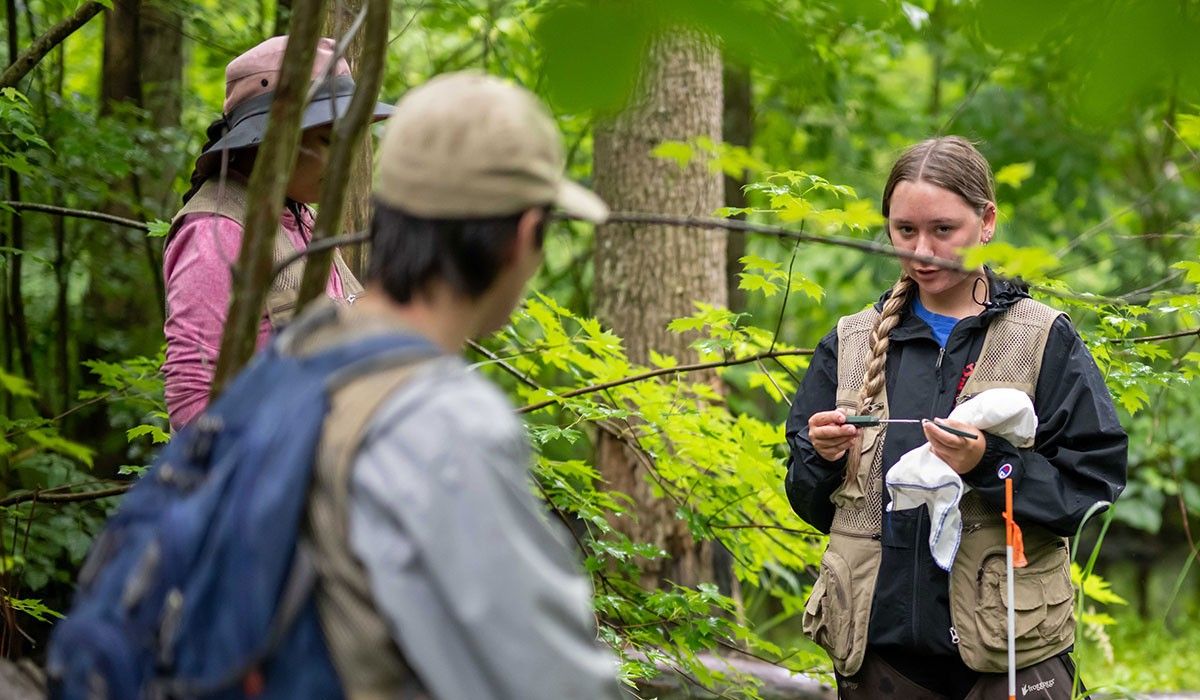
top-left (162, 35), bottom-right (390, 429)
top-left (291, 71), bottom-right (621, 699)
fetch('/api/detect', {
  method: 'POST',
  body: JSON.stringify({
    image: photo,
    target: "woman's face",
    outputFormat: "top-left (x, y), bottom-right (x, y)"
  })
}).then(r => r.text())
top-left (887, 179), bottom-right (995, 297)
top-left (286, 125), bottom-right (333, 203)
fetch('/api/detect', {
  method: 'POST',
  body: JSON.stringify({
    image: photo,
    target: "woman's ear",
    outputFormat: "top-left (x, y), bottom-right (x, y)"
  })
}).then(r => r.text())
top-left (981, 201), bottom-right (997, 242)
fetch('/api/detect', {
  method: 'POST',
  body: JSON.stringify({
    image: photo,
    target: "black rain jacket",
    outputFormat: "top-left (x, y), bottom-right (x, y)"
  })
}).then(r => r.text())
top-left (784, 272), bottom-right (1127, 664)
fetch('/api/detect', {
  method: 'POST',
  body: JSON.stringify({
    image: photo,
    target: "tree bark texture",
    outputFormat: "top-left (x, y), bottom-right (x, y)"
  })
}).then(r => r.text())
top-left (297, 0), bottom-right (388, 308)
top-left (100, 0), bottom-right (140, 112)
top-left (97, 0), bottom-right (168, 313)
top-left (723, 62), bottom-right (753, 312)
top-left (212, 0), bottom-right (329, 396)
top-left (593, 32), bottom-right (726, 588)
top-left (4, 0), bottom-right (35, 400)
top-left (139, 0), bottom-right (184, 215)
top-left (324, 0), bottom-right (376, 277)
top-left (0, 1), bottom-right (103, 89)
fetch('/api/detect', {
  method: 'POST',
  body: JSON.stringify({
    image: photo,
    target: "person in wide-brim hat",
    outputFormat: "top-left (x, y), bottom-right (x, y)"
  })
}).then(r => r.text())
top-left (190, 36), bottom-right (392, 184)
top-left (161, 36), bottom-right (390, 431)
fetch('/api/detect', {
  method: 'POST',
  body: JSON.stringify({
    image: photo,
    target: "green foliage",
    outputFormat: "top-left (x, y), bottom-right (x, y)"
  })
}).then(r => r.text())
top-left (4, 596), bottom-right (64, 623)
top-left (994, 161), bottom-right (1035, 190)
top-left (652, 136), bottom-right (770, 181)
top-left (1076, 610), bottom-right (1200, 693)
top-left (961, 242), bottom-right (1059, 284)
top-left (0, 88), bottom-right (51, 178)
top-left (4, 0), bottom-right (1200, 690)
top-left (496, 292), bottom-right (822, 691)
top-left (536, 0), bottom-right (804, 113)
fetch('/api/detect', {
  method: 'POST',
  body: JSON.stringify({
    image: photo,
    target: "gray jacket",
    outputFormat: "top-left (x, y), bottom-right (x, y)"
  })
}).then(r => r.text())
top-left (347, 356), bottom-right (624, 699)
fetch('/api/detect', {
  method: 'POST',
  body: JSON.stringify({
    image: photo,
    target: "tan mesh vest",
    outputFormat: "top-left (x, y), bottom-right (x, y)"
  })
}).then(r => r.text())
top-left (803, 297), bottom-right (1076, 675)
top-left (170, 177), bottom-right (365, 328)
top-left (288, 306), bottom-right (433, 699)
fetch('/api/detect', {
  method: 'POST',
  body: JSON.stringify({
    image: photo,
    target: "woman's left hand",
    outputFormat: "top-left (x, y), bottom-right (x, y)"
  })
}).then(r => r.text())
top-left (922, 418), bottom-right (986, 475)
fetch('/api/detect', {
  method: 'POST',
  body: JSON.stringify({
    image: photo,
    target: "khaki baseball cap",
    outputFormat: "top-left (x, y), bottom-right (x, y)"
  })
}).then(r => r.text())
top-left (374, 71), bottom-right (608, 223)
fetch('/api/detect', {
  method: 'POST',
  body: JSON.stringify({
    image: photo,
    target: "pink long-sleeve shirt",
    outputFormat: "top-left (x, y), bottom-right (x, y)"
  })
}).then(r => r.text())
top-left (162, 208), bottom-right (344, 429)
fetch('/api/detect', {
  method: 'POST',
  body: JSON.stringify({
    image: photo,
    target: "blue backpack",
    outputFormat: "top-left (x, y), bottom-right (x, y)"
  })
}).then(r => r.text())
top-left (47, 320), bottom-right (436, 699)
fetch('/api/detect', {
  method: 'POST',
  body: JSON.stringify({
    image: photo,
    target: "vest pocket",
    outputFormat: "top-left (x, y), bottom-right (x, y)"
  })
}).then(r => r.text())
top-left (803, 550), bottom-right (855, 668)
top-left (952, 529), bottom-right (1075, 671)
top-left (830, 424), bottom-right (884, 509)
top-left (975, 542), bottom-right (1074, 653)
top-left (265, 288), bottom-right (298, 328)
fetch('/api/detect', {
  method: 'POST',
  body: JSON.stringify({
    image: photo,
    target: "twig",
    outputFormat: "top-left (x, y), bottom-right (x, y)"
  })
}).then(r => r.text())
top-left (388, 1), bottom-right (426, 45)
top-left (574, 211), bottom-right (968, 272)
top-left (212, 1), bottom-right (330, 396)
top-left (517, 349), bottom-right (813, 415)
top-left (0, 1), bottom-right (105, 88)
top-left (710, 523), bottom-right (822, 537)
top-left (0, 484), bottom-right (130, 507)
top-left (296, 0), bottom-right (389, 310)
top-left (769, 237), bottom-right (802, 353)
top-left (1109, 327), bottom-right (1200, 344)
top-left (1, 200), bottom-right (1178, 308)
top-left (0, 201), bottom-right (151, 231)
top-left (466, 339), bottom-right (541, 389)
top-left (272, 231), bottom-right (367, 284)
top-left (565, 211), bottom-right (1143, 305)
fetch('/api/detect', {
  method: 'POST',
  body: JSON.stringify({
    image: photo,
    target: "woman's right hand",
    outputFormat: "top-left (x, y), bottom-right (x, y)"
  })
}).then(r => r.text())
top-left (808, 409), bottom-right (859, 462)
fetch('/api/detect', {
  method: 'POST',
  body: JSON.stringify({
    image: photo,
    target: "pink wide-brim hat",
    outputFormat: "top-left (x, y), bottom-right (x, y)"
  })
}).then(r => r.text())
top-left (196, 36), bottom-right (392, 174)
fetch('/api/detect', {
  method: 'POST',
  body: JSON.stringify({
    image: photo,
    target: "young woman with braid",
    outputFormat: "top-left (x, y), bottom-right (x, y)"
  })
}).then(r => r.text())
top-left (785, 137), bottom-right (1127, 699)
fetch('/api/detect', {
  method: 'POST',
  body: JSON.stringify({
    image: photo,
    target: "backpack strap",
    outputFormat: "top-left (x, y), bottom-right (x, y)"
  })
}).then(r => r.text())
top-left (291, 305), bottom-right (437, 697)
top-left (307, 359), bottom-right (428, 697)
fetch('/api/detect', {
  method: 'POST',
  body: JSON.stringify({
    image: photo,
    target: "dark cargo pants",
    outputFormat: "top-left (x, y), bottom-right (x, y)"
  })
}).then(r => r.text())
top-left (836, 651), bottom-right (1086, 700)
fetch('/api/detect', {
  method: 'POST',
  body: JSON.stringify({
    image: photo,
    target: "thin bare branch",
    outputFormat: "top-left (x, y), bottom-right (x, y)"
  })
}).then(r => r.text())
top-left (0, 484), bottom-right (130, 507)
top-left (517, 348), bottom-right (813, 415)
top-left (212, 1), bottom-right (330, 397)
top-left (1111, 327), bottom-right (1200, 344)
top-left (575, 211), bottom-right (968, 272)
top-left (0, 201), bottom-right (150, 230)
top-left (296, 0), bottom-right (389, 310)
top-left (0, 1), bottom-right (105, 88)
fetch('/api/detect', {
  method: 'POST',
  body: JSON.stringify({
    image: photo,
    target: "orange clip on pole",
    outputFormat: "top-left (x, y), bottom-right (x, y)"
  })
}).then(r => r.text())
top-left (1005, 478), bottom-right (1027, 568)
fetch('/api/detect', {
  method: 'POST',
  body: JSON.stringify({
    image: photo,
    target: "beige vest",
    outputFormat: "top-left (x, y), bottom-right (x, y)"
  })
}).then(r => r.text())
top-left (288, 306), bottom-right (433, 699)
top-left (803, 298), bottom-right (1076, 675)
top-left (170, 177), bottom-right (365, 328)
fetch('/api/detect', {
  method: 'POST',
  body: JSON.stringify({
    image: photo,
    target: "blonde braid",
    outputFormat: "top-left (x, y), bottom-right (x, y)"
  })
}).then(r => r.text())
top-left (844, 275), bottom-right (915, 486)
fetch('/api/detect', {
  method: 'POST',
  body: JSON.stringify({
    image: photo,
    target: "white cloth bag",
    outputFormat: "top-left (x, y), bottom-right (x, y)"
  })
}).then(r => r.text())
top-left (884, 388), bottom-right (1038, 570)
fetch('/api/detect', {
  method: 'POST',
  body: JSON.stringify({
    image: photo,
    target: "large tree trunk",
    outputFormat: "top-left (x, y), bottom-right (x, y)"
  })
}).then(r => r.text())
top-left (139, 0), bottom-right (184, 215)
top-left (75, 0), bottom-right (178, 460)
top-left (100, 1), bottom-right (140, 111)
top-left (324, 0), bottom-right (375, 277)
top-left (593, 32), bottom-right (725, 588)
top-left (723, 62), bottom-right (753, 312)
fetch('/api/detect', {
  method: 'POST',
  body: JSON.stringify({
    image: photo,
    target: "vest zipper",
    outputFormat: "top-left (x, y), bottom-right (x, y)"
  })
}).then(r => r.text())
top-left (829, 526), bottom-right (883, 541)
